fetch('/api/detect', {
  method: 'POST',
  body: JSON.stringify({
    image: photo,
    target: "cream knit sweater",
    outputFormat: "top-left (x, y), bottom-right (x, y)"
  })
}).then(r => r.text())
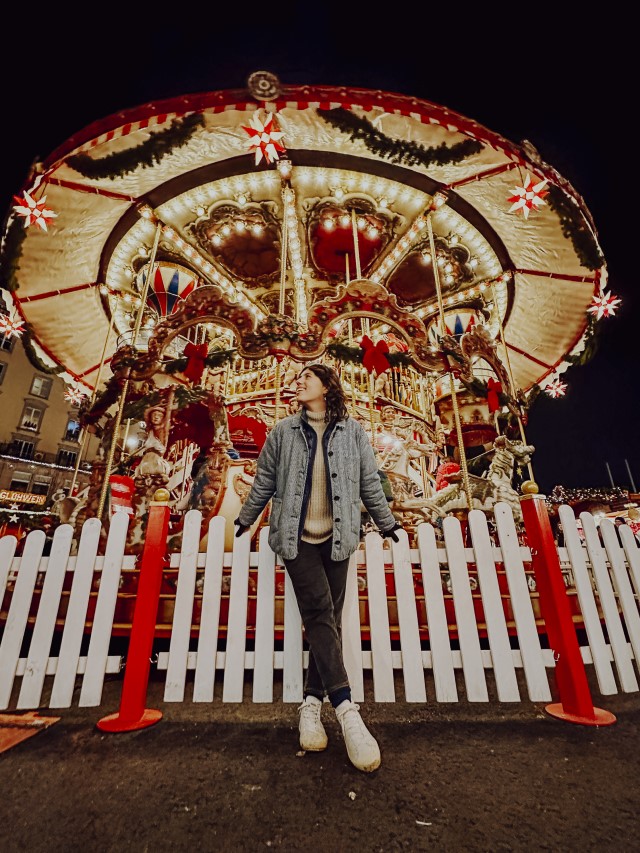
top-left (301, 409), bottom-right (333, 544)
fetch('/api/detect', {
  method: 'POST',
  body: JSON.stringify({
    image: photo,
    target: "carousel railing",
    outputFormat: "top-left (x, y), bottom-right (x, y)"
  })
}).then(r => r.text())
top-left (1, 505), bottom-right (638, 713)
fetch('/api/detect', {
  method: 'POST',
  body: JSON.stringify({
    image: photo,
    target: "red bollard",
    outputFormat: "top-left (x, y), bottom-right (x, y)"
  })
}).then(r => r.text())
top-left (97, 491), bottom-right (171, 732)
top-left (520, 491), bottom-right (616, 726)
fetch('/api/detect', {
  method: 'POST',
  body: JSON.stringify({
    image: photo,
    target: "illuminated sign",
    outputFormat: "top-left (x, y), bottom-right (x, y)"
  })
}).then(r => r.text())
top-left (0, 490), bottom-right (47, 505)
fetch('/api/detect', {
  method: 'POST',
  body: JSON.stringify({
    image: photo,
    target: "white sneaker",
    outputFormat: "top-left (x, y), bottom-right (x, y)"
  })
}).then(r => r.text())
top-left (297, 696), bottom-right (328, 751)
top-left (335, 700), bottom-right (381, 772)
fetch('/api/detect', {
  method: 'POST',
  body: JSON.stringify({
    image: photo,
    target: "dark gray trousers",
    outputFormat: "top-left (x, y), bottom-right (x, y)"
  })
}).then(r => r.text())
top-left (283, 538), bottom-right (351, 698)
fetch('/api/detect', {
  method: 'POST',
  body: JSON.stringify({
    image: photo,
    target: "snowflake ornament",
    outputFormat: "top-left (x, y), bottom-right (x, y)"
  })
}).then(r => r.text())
top-left (0, 314), bottom-right (25, 338)
top-left (545, 377), bottom-right (568, 398)
top-left (12, 190), bottom-right (57, 231)
top-left (507, 173), bottom-right (549, 219)
top-left (242, 112), bottom-right (286, 165)
top-left (588, 290), bottom-right (621, 320)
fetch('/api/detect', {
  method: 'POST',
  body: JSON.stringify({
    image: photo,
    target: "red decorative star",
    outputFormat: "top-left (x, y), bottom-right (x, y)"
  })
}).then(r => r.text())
top-left (12, 190), bottom-right (57, 231)
top-left (0, 314), bottom-right (25, 338)
top-left (242, 113), bottom-right (286, 165)
top-left (588, 290), bottom-right (621, 320)
top-left (507, 173), bottom-right (549, 219)
top-left (545, 377), bottom-right (567, 398)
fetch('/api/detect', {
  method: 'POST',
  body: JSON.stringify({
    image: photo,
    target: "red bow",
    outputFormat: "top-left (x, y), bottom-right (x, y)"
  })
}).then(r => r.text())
top-left (486, 378), bottom-right (503, 413)
top-left (359, 335), bottom-right (390, 375)
top-left (183, 343), bottom-right (209, 384)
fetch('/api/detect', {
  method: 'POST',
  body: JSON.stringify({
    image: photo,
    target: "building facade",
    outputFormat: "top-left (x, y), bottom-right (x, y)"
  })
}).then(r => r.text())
top-left (0, 325), bottom-right (99, 533)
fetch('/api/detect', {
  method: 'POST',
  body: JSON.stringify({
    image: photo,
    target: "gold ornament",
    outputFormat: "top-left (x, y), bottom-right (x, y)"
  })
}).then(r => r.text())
top-left (521, 480), bottom-right (539, 495)
top-left (153, 488), bottom-right (171, 503)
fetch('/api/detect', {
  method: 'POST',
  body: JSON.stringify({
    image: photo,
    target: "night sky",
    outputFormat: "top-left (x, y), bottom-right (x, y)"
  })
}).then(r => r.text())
top-left (1, 12), bottom-right (634, 495)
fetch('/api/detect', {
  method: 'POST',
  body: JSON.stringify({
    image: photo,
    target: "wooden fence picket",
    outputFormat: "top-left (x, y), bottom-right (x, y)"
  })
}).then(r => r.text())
top-left (192, 515), bottom-right (226, 703)
top-left (0, 530), bottom-right (45, 709)
top-left (558, 506), bottom-right (617, 695)
top-left (600, 520), bottom-right (640, 674)
top-left (17, 525), bottom-right (74, 709)
top-left (252, 528), bottom-right (276, 703)
top-left (78, 513), bottom-right (129, 707)
top-left (365, 532), bottom-right (395, 702)
top-left (468, 510), bottom-right (520, 702)
top-left (282, 568), bottom-right (303, 702)
top-left (342, 551), bottom-right (364, 703)
top-left (390, 530), bottom-right (426, 702)
top-left (222, 527), bottom-right (251, 702)
top-left (164, 510), bottom-right (202, 702)
top-left (443, 517), bottom-right (489, 702)
top-left (580, 512), bottom-right (638, 692)
top-left (416, 524), bottom-right (457, 702)
top-left (494, 503), bottom-right (551, 702)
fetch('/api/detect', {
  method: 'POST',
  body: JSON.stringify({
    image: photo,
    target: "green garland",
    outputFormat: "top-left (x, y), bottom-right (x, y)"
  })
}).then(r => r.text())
top-left (66, 113), bottom-right (206, 179)
top-left (0, 218), bottom-right (27, 293)
top-left (326, 340), bottom-right (412, 368)
top-left (21, 323), bottom-right (64, 374)
top-left (546, 185), bottom-right (604, 271)
top-left (319, 107), bottom-right (483, 169)
top-left (163, 348), bottom-right (235, 376)
top-left (565, 315), bottom-right (599, 367)
top-left (460, 376), bottom-right (513, 409)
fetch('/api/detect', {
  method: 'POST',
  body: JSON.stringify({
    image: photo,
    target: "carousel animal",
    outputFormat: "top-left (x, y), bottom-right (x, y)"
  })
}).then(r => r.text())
top-left (417, 435), bottom-right (535, 523)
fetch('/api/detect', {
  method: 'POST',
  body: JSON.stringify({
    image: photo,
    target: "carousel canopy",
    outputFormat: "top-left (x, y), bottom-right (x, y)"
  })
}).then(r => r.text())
top-left (1, 74), bottom-right (607, 396)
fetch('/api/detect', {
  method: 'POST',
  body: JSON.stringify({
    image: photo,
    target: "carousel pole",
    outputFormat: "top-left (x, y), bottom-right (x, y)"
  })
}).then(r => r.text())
top-left (351, 210), bottom-right (376, 436)
top-left (96, 221), bottom-right (162, 521)
top-left (427, 216), bottom-right (473, 511)
top-left (69, 294), bottom-right (119, 496)
top-left (274, 210), bottom-right (289, 424)
top-left (345, 256), bottom-right (358, 415)
top-left (491, 281), bottom-right (535, 483)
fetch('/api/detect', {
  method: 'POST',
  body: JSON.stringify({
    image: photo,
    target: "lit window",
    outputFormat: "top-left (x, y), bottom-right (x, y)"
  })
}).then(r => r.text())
top-left (20, 405), bottom-right (43, 432)
top-left (64, 419), bottom-right (81, 442)
top-left (30, 376), bottom-right (53, 399)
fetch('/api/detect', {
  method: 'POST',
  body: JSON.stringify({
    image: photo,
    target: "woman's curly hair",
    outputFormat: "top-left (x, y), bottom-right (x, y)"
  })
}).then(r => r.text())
top-left (298, 363), bottom-right (349, 422)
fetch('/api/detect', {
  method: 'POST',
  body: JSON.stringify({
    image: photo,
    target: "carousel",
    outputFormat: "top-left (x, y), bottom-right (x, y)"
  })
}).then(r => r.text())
top-left (1, 72), bottom-right (614, 574)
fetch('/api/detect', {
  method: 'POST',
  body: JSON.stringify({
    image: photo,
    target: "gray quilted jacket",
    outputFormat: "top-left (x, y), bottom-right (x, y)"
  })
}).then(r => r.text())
top-left (237, 411), bottom-right (397, 561)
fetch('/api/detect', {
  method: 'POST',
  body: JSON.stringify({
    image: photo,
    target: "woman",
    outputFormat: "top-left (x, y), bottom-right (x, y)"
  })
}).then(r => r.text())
top-left (235, 363), bottom-right (401, 772)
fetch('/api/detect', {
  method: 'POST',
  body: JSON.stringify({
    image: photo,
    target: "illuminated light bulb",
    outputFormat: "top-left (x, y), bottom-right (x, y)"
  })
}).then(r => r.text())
top-left (444, 263), bottom-right (453, 274)
top-left (357, 218), bottom-right (366, 230)
top-left (445, 275), bottom-right (454, 285)
top-left (470, 258), bottom-right (478, 269)
top-left (323, 218), bottom-right (334, 230)
top-left (446, 296), bottom-right (454, 304)
top-left (125, 269), bottom-right (133, 279)
top-left (450, 234), bottom-right (459, 245)
top-left (212, 235), bottom-right (222, 246)
top-left (437, 257), bottom-right (445, 268)
top-left (340, 215), bottom-right (350, 228)
top-left (185, 246), bottom-right (195, 257)
top-left (421, 252), bottom-right (432, 264)
top-left (366, 227), bottom-right (378, 239)
top-left (196, 206), bottom-right (205, 217)
top-left (334, 188), bottom-right (345, 200)
top-left (123, 294), bottom-right (132, 303)
top-left (238, 194), bottom-right (247, 206)
top-left (479, 283), bottom-right (487, 291)
top-left (252, 224), bottom-right (263, 236)
top-left (222, 224), bottom-right (231, 236)
top-left (99, 285), bottom-right (108, 294)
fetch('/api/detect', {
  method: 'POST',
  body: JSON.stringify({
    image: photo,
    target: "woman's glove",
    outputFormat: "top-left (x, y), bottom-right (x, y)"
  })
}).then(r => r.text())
top-left (234, 519), bottom-right (249, 538)
top-left (382, 522), bottom-right (403, 542)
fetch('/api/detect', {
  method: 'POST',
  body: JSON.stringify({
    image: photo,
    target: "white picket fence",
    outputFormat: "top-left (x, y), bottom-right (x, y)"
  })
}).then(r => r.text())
top-left (1, 502), bottom-right (639, 712)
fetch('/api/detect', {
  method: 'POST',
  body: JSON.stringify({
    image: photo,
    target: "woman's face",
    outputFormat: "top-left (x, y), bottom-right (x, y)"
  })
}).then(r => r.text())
top-left (295, 369), bottom-right (327, 409)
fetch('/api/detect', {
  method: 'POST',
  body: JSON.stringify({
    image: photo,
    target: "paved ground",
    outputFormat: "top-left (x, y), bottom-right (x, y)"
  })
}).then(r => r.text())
top-left (1, 672), bottom-right (639, 852)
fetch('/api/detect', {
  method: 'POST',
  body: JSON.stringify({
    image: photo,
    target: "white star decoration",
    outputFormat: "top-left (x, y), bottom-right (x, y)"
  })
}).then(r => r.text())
top-left (12, 190), bottom-right (57, 231)
top-left (588, 290), bottom-right (621, 320)
top-left (242, 113), bottom-right (286, 165)
top-left (64, 385), bottom-right (87, 406)
top-left (545, 378), bottom-right (568, 398)
top-left (507, 173), bottom-right (549, 219)
top-left (9, 515), bottom-right (19, 524)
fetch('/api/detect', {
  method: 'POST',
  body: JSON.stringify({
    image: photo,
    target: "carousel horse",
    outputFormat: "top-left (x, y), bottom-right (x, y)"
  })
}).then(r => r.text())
top-left (415, 435), bottom-right (535, 523)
